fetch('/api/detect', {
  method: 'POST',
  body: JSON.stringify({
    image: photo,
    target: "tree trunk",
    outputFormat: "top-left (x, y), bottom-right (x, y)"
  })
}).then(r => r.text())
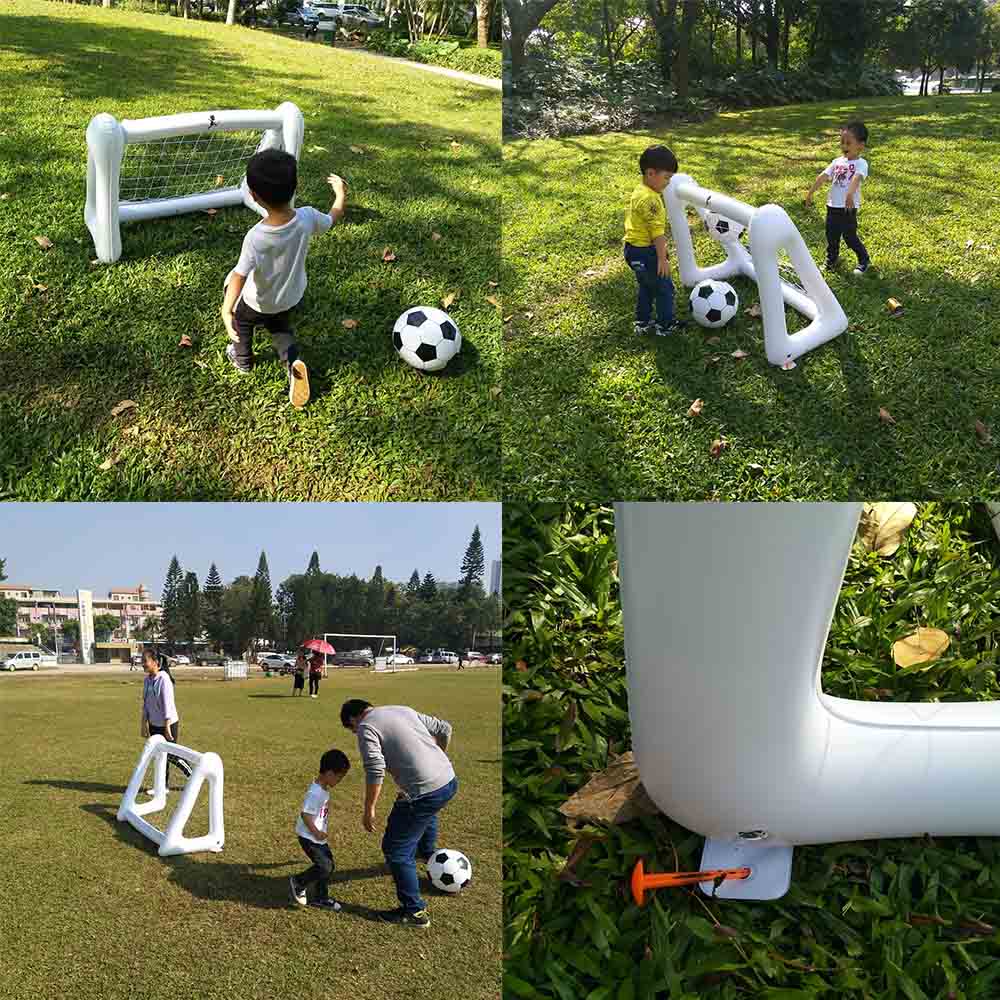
top-left (226, 0), bottom-right (236, 23)
top-left (602, 0), bottom-right (614, 76)
top-left (938, 65), bottom-right (945, 91)
top-left (735, 3), bottom-right (741, 64)
top-left (476, 0), bottom-right (490, 47)
top-left (781, 0), bottom-right (790, 72)
top-left (674, 1), bottom-right (698, 99)
top-left (507, 20), bottom-right (527, 82)
top-left (645, 0), bottom-right (678, 84)
top-left (764, 0), bottom-right (779, 69)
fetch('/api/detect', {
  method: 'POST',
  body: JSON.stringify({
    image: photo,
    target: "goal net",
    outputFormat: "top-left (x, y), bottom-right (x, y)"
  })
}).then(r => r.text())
top-left (85, 102), bottom-right (304, 264)
top-left (664, 173), bottom-right (847, 368)
top-left (322, 633), bottom-right (413, 673)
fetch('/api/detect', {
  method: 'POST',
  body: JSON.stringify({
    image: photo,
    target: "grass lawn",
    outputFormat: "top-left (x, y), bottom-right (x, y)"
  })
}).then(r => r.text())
top-left (0, 667), bottom-right (500, 1000)
top-left (0, 0), bottom-right (501, 500)
top-left (504, 503), bottom-right (1000, 999)
top-left (502, 96), bottom-right (1000, 499)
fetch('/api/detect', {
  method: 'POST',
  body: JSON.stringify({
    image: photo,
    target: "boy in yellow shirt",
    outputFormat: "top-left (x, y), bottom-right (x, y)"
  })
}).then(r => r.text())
top-left (624, 145), bottom-right (686, 336)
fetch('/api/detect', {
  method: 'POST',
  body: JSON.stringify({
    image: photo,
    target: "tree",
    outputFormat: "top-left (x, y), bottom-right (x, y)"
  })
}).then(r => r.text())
top-left (62, 620), bottom-right (81, 645)
top-left (408, 569), bottom-right (422, 594)
top-left (419, 572), bottom-right (438, 601)
top-left (0, 558), bottom-right (15, 636)
top-left (179, 571), bottom-right (201, 643)
top-left (93, 613), bottom-right (121, 642)
top-left (459, 525), bottom-right (486, 597)
top-left (251, 552), bottom-right (275, 643)
top-left (203, 564), bottom-right (225, 649)
top-left (674, 0), bottom-right (700, 98)
top-left (226, 0), bottom-right (237, 23)
top-left (307, 551), bottom-right (322, 575)
top-left (477, 0), bottom-right (494, 46)
top-left (222, 576), bottom-right (257, 655)
top-left (366, 565), bottom-right (386, 633)
top-left (505, 0), bottom-right (568, 81)
top-left (161, 556), bottom-right (184, 644)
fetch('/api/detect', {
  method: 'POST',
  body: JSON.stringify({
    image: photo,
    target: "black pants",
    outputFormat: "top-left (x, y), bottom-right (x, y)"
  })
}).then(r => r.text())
top-left (309, 674), bottom-right (320, 696)
top-left (826, 206), bottom-right (869, 268)
top-left (293, 674), bottom-right (305, 695)
top-left (148, 723), bottom-right (193, 784)
top-left (231, 298), bottom-right (298, 371)
top-left (297, 836), bottom-right (334, 901)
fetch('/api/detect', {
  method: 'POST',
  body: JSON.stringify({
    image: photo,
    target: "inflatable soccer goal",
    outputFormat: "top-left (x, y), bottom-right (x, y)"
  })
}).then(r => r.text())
top-left (664, 174), bottom-right (847, 368)
top-left (117, 735), bottom-right (225, 857)
top-left (85, 102), bottom-right (304, 264)
top-left (616, 503), bottom-right (1000, 900)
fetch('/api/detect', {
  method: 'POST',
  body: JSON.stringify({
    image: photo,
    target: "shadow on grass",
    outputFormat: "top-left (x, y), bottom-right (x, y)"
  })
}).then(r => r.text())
top-left (25, 778), bottom-right (126, 794)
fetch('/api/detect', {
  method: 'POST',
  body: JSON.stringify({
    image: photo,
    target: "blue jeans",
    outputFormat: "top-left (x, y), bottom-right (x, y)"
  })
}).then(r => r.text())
top-left (297, 835), bottom-right (334, 901)
top-left (381, 776), bottom-right (458, 913)
top-left (624, 243), bottom-right (675, 326)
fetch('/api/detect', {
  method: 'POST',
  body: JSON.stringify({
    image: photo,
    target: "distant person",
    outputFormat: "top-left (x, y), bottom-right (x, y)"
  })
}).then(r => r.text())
top-left (289, 748), bottom-right (349, 911)
top-left (456, 653), bottom-right (465, 671)
top-left (308, 649), bottom-right (324, 698)
top-left (293, 653), bottom-right (307, 697)
top-left (340, 698), bottom-right (458, 928)
top-left (140, 648), bottom-right (192, 788)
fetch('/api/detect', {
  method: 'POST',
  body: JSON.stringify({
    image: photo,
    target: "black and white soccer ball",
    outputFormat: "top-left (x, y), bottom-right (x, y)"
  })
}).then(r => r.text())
top-left (427, 849), bottom-right (472, 893)
top-left (703, 211), bottom-right (745, 243)
top-left (689, 279), bottom-right (739, 328)
top-left (392, 306), bottom-right (461, 373)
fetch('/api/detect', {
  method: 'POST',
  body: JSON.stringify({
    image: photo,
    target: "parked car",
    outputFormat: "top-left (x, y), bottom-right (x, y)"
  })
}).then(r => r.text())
top-left (307, 1), bottom-right (384, 30)
top-left (281, 6), bottom-right (320, 27)
top-left (169, 654), bottom-right (191, 666)
top-left (259, 652), bottom-right (296, 672)
top-left (3, 650), bottom-right (43, 671)
top-left (331, 652), bottom-right (374, 667)
top-left (196, 651), bottom-right (226, 666)
top-left (386, 653), bottom-right (415, 665)
top-left (466, 650), bottom-right (486, 663)
top-left (489, 653), bottom-right (502, 664)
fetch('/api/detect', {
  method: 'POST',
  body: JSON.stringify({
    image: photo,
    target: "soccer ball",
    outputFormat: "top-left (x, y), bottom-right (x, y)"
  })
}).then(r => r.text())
top-left (690, 280), bottom-right (739, 328)
top-left (392, 306), bottom-right (461, 373)
top-left (703, 211), bottom-right (745, 243)
top-left (427, 849), bottom-right (472, 893)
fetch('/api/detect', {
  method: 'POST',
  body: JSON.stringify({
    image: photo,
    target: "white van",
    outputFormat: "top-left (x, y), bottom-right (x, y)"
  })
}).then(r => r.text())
top-left (3, 650), bottom-right (42, 671)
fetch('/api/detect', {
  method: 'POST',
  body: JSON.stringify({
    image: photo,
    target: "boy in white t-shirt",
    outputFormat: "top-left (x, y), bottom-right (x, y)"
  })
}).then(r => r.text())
top-left (289, 748), bottom-right (350, 910)
top-left (805, 120), bottom-right (871, 276)
top-left (221, 149), bottom-right (348, 408)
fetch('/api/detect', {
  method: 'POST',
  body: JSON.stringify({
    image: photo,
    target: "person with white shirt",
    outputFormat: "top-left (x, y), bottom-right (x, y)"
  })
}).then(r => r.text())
top-left (220, 149), bottom-right (348, 408)
top-left (139, 648), bottom-right (192, 789)
top-left (805, 120), bottom-right (872, 276)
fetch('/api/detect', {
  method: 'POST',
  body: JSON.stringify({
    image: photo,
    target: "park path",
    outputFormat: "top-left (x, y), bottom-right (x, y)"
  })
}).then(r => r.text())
top-left (339, 45), bottom-right (501, 90)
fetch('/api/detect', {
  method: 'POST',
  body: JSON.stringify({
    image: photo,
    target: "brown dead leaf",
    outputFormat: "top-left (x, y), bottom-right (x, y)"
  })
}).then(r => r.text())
top-left (110, 399), bottom-right (137, 417)
top-left (431, 231), bottom-right (442, 242)
top-left (32, 283), bottom-right (48, 293)
top-left (878, 407), bottom-right (896, 425)
top-left (731, 348), bottom-right (750, 359)
top-left (214, 175), bottom-right (225, 188)
top-left (341, 319), bottom-right (359, 329)
top-left (502, 314), bottom-right (514, 323)
top-left (204, 208), bottom-right (218, 216)
top-left (706, 336), bottom-right (721, 345)
top-left (515, 659), bottom-right (528, 672)
top-left (686, 398), bottom-right (705, 417)
top-left (98, 456), bottom-right (118, 472)
top-left (382, 247), bottom-right (397, 263)
top-left (35, 236), bottom-right (54, 250)
top-left (975, 419), bottom-right (992, 443)
top-left (124, 424), bottom-right (142, 437)
top-left (490, 386), bottom-right (501, 397)
top-left (858, 502), bottom-right (917, 556)
top-left (442, 292), bottom-right (458, 309)
top-left (892, 627), bottom-right (950, 669)
top-left (487, 280), bottom-right (499, 288)
top-left (710, 437), bottom-right (728, 459)
top-left (449, 141), bottom-right (462, 151)
top-left (744, 303), bottom-right (762, 318)
top-left (178, 335), bottom-right (193, 348)
top-left (349, 145), bottom-right (365, 154)
top-left (485, 295), bottom-right (501, 309)
top-left (557, 836), bottom-right (597, 886)
top-left (558, 752), bottom-right (661, 825)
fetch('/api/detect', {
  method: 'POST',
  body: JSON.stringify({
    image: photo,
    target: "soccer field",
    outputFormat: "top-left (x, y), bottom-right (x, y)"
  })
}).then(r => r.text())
top-left (0, 667), bottom-right (500, 1000)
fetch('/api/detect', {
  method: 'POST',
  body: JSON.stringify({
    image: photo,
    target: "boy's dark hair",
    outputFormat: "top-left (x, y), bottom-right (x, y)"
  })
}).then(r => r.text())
top-left (843, 120), bottom-right (868, 144)
top-left (320, 749), bottom-right (350, 774)
top-left (639, 145), bottom-right (678, 175)
top-left (340, 699), bottom-right (373, 727)
top-left (246, 148), bottom-right (297, 207)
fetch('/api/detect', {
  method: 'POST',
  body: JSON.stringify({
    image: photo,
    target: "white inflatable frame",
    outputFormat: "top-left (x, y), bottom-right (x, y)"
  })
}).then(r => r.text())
top-left (664, 174), bottom-right (848, 368)
top-left (223, 659), bottom-right (249, 680)
top-left (616, 502), bottom-right (1000, 900)
top-left (117, 735), bottom-right (225, 857)
top-left (85, 102), bottom-right (304, 264)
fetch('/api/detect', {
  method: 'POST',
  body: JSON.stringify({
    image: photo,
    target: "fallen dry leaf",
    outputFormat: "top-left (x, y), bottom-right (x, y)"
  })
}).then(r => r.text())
top-left (710, 437), bottom-right (728, 459)
top-left (449, 141), bottom-right (461, 151)
top-left (487, 280), bottom-right (499, 288)
top-left (98, 456), bottom-right (117, 471)
top-left (558, 752), bottom-right (660, 825)
top-left (110, 399), bottom-right (137, 417)
top-left (382, 247), bottom-right (397, 263)
top-left (878, 407), bottom-right (896, 425)
top-left (204, 208), bottom-right (218, 216)
top-left (0, 193), bottom-right (10, 200)
top-left (124, 424), bottom-right (142, 437)
top-left (490, 386), bottom-right (501, 397)
top-left (341, 318), bottom-right (359, 329)
top-left (748, 462), bottom-right (765, 477)
top-left (442, 292), bottom-right (458, 309)
top-left (515, 659), bottom-right (528, 672)
top-left (35, 236), bottom-right (54, 250)
top-left (706, 336), bottom-right (721, 345)
top-left (557, 835), bottom-right (597, 886)
top-left (686, 398), bottom-right (704, 417)
top-left (731, 348), bottom-right (749, 359)
top-left (858, 502), bottom-right (917, 556)
top-left (485, 295), bottom-right (501, 309)
top-left (178, 335), bottom-right (193, 348)
top-left (744, 303), bottom-right (762, 318)
top-left (431, 232), bottom-right (442, 242)
top-left (975, 419), bottom-right (992, 443)
top-left (892, 627), bottom-right (950, 669)
top-left (349, 145), bottom-right (364, 154)
top-left (502, 314), bottom-right (514, 323)
top-left (32, 283), bottom-right (48, 293)
top-left (214, 175), bottom-right (225, 187)
top-left (307, 145), bottom-right (328, 153)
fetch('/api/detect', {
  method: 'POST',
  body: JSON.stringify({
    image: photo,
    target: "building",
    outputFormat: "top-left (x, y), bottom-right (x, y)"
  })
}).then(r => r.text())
top-left (0, 584), bottom-right (162, 664)
top-left (490, 559), bottom-right (501, 596)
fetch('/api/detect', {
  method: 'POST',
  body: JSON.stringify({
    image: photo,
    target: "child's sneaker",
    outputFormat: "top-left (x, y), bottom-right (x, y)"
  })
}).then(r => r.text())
top-left (824, 259), bottom-right (839, 272)
top-left (289, 358), bottom-right (310, 409)
top-left (308, 897), bottom-right (342, 911)
top-left (633, 320), bottom-right (653, 336)
top-left (289, 876), bottom-right (307, 907)
top-left (654, 319), bottom-right (687, 337)
top-left (376, 907), bottom-right (430, 928)
top-left (852, 262), bottom-right (870, 277)
top-left (225, 343), bottom-right (253, 372)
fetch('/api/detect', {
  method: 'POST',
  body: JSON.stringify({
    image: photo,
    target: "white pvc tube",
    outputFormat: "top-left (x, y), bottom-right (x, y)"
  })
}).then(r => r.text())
top-left (616, 503), bottom-right (1000, 847)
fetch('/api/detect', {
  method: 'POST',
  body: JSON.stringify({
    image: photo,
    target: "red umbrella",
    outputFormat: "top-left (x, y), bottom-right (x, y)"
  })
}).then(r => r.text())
top-left (302, 638), bottom-right (335, 655)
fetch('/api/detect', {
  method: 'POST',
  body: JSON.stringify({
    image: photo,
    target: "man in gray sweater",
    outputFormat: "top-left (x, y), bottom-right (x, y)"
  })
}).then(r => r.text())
top-left (340, 698), bottom-right (458, 928)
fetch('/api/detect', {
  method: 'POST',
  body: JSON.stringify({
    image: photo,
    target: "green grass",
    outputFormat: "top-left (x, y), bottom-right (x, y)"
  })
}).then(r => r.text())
top-left (0, 0), bottom-right (501, 499)
top-left (0, 666), bottom-right (500, 1000)
top-left (502, 96), bottom-right (1000, 499)
top-left (503, 503), bottom-right (1000, 999)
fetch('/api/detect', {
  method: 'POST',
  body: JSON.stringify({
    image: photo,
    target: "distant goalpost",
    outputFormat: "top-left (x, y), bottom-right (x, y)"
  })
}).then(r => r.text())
top-left (85, 102), bottom-right (304, 264)
top-left (323, 633), bottom-right (417, 673)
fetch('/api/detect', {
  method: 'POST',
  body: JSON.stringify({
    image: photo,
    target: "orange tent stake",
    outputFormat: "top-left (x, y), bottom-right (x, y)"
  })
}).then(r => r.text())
top-left (630, 859), bottom-right (752, 906)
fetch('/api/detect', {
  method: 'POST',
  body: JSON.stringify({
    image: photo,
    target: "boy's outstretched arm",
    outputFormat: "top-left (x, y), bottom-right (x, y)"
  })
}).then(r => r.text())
top-left (221, 272), bottom-right (245, 342)
top-left (653, 234), bottom-right (670, 279)
top-left (804, 171), bottom-right (828, 204)
top-left (326, 173), bottom-right (348, 225)
top-left (844, 174), bottom-right (862, 210)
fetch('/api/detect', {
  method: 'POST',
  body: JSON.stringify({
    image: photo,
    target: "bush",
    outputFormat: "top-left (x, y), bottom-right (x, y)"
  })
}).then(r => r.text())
top-left (993, 82), bottom-right (1000, 92)
top-left (363, 30), bottom-right (501, 78)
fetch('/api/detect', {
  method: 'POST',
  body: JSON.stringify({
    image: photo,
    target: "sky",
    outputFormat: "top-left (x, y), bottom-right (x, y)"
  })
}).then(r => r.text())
top-left (0, 503), bottom-right (501, 598)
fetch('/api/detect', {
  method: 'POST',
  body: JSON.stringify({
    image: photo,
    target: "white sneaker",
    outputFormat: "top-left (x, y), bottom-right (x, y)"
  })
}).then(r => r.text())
top-left (289, 876), bottom-right (307, 907)
top-left (310, 694), bottom-right (317, 698)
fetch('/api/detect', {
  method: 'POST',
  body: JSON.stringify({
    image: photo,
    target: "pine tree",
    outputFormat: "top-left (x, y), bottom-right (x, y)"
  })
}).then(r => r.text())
top-left (180, 571), bottom-right (201, 643)
top-left (366, 564), bottom-right (386, 633)
top-left (307, 551), bottom-right (321, 575)
top-left (459, 524), bottom-right (486, 597)
top-left (408, 568), bottom-right (421, 594)
top-left (203, 564), bottom-right (224, 649)
top-left (161, 556), bottom-right (183, 643)
top-left (418, 571), bottom-right (438, 601)
top-left (251, 552), bottom-right (274, 642)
